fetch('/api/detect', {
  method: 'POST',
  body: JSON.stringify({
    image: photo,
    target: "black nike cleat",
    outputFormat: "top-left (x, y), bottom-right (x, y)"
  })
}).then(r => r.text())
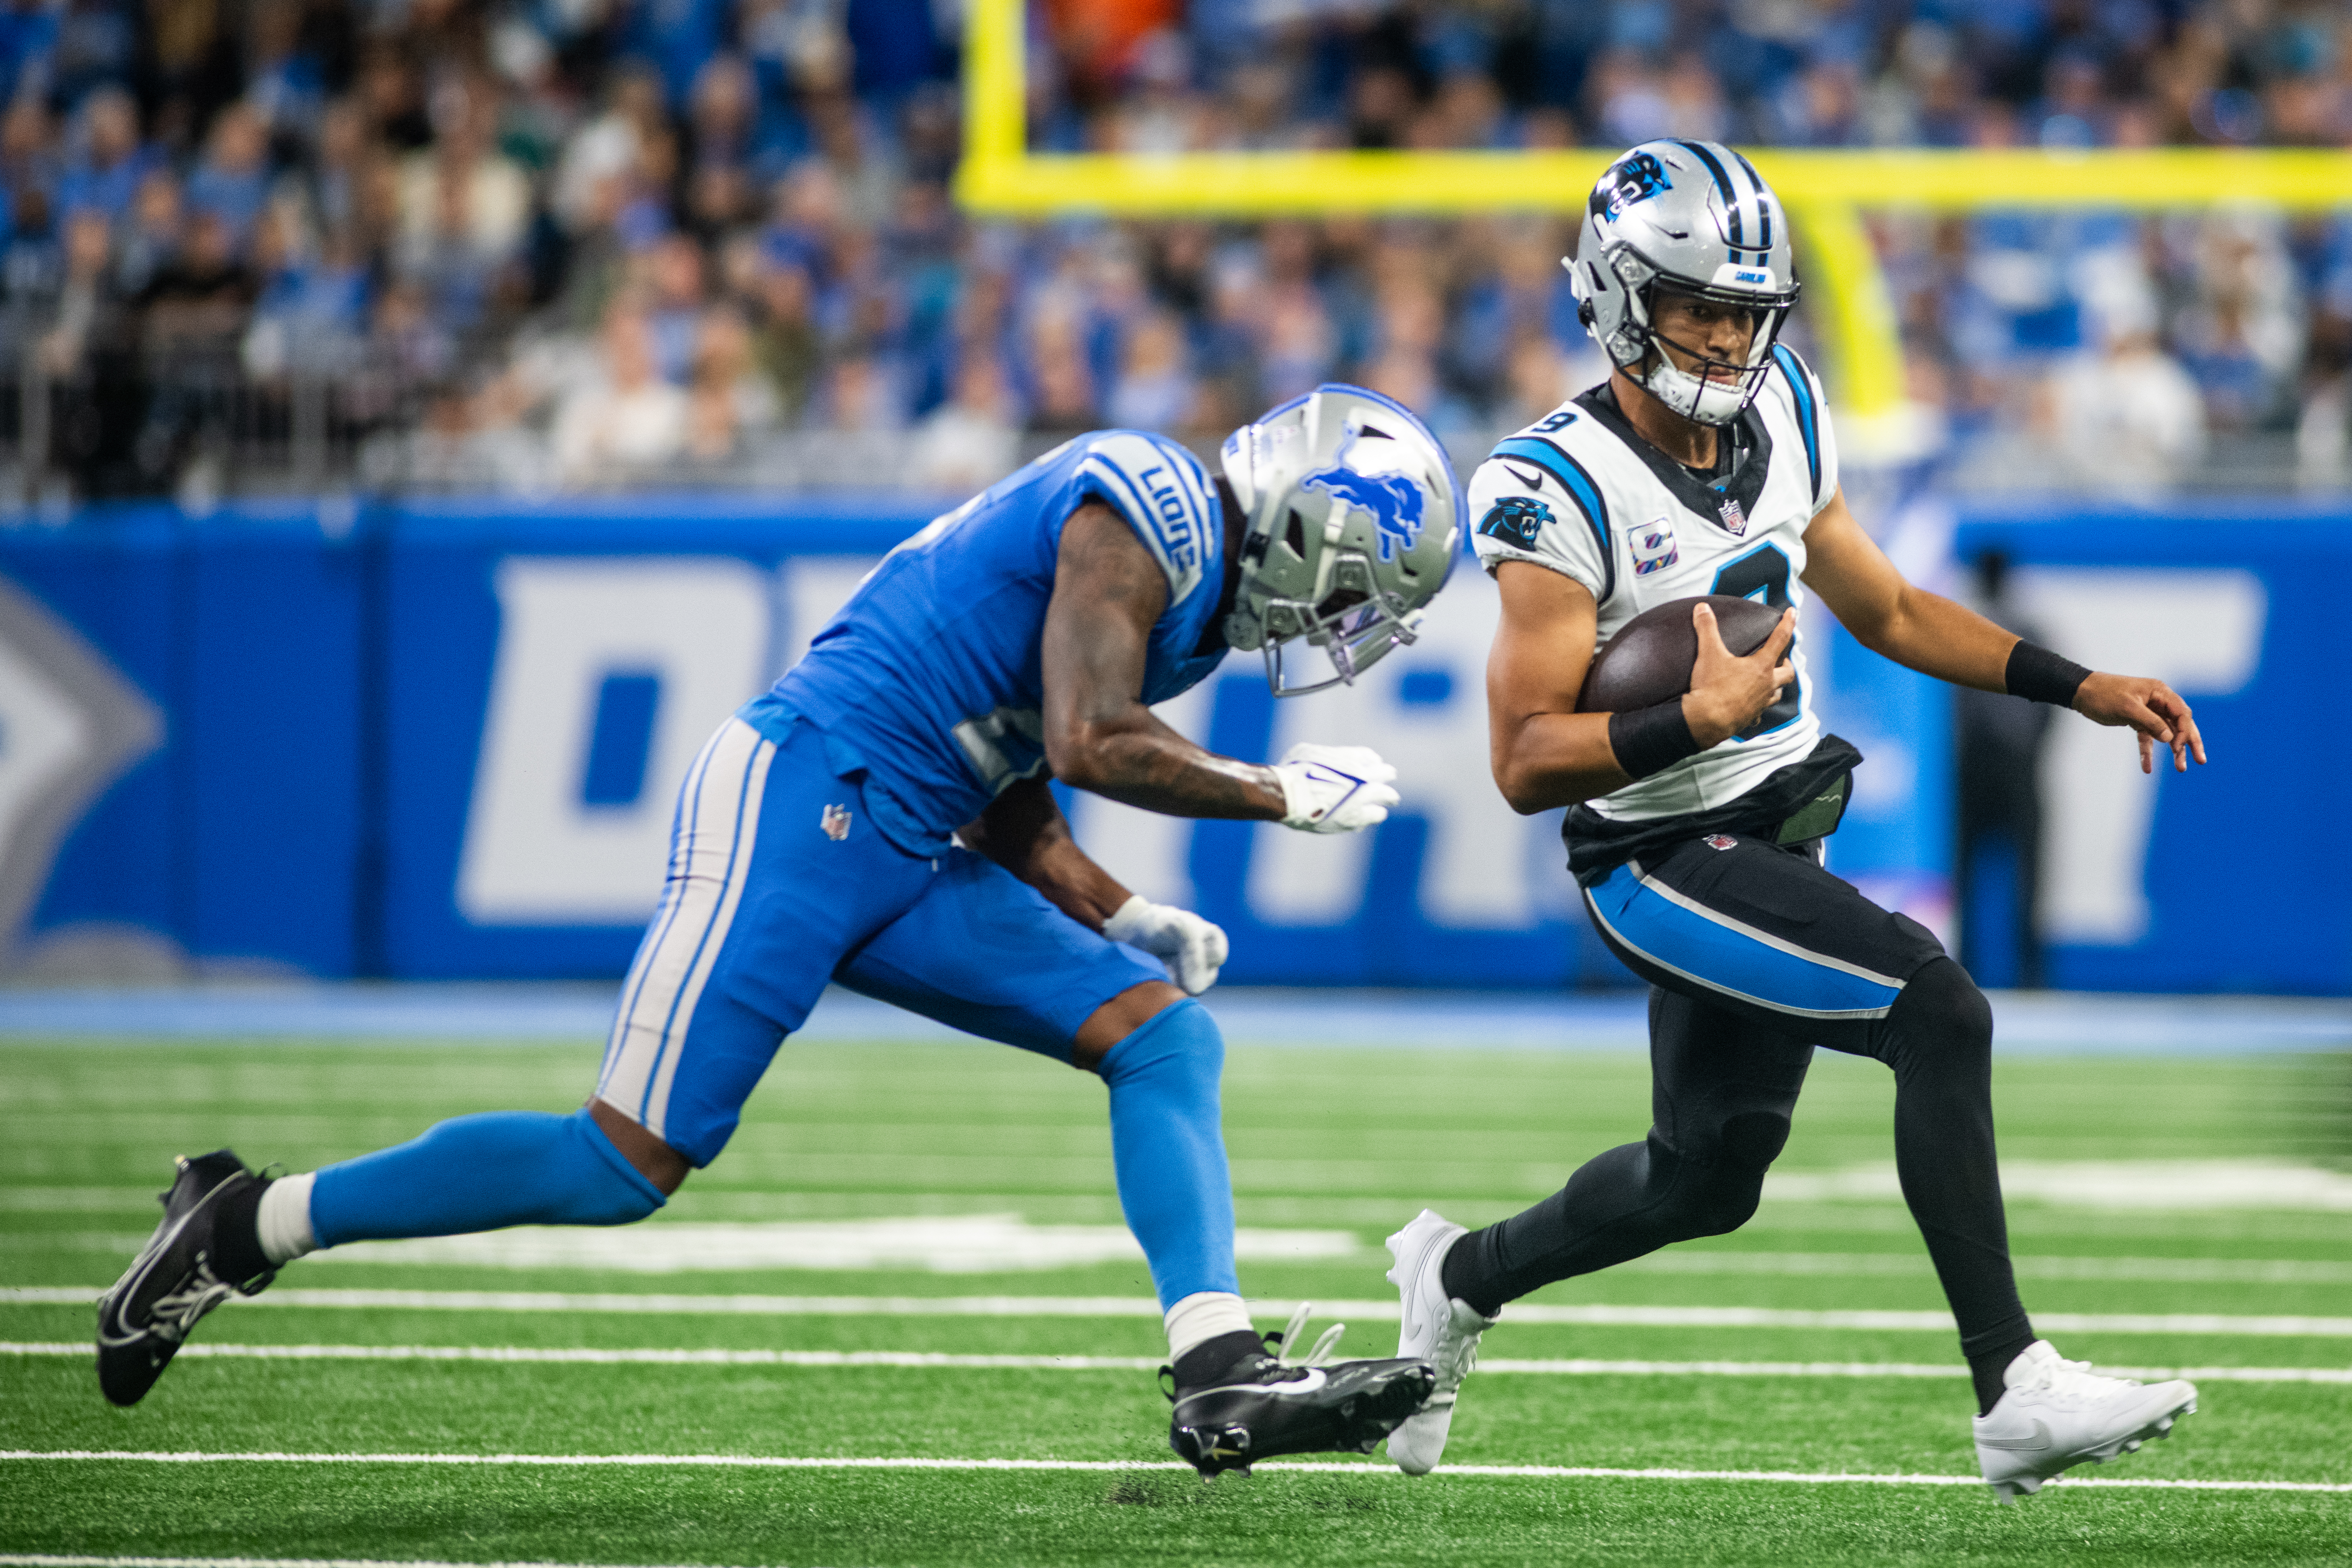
top-left (95, 1150), bottom-right (275, 1405)
top-left (1165, 1307), bottom-right (1435, 1479)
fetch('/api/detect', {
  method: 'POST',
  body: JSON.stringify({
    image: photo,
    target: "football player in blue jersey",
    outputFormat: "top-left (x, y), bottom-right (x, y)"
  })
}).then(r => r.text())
top-left (98, 385), bottom-right (1464, 1474)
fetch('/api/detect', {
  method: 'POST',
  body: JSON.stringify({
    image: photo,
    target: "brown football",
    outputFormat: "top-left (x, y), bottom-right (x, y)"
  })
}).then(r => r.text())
top-left (1576, 594), bottom-right (1786, 713)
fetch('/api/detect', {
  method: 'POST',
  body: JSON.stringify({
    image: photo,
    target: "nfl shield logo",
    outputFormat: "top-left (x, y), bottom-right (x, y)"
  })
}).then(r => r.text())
top-left (821, 804), bottom-right (852, 841)
top-left (1704, 834), bottom-right (1738, 851)
top-left (1717, 498), bottom-right (1747, 536)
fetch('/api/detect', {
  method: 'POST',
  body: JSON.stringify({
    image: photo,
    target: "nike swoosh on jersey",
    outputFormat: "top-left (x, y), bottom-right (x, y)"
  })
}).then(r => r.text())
top-left (1504, 463), bottom-right (1545, 490)
top-left (1977, 1420), bottom-right (2053, 1452)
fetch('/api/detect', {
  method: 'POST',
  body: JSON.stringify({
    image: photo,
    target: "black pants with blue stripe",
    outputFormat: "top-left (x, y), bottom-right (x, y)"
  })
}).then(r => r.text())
top-left (1445, 831), bottom-right (2034, 1367)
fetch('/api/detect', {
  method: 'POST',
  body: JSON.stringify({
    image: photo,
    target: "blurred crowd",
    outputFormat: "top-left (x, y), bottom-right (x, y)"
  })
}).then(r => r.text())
top-left (0, 0), bottom-right (2346, 500)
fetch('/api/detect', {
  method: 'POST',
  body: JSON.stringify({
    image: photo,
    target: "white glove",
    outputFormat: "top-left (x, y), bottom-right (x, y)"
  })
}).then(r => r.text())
top-left (1102, 895), bottom-right (1230, 996)
top-left (1272, 742), bottom-right (1400, 834)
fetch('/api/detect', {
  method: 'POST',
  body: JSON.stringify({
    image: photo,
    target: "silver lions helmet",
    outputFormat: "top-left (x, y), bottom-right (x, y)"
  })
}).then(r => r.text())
top-left (1220, 383), bottom-right (1463, 697)
top-left (1570, 139), bottom-right (1802, 426)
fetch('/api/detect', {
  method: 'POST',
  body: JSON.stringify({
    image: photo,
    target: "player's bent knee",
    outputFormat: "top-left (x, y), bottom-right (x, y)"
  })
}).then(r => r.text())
top-left (1073, 980), bottom-right (1190, 1070)
top-left (1890, 956), bottom-right (1994, 1057)
top-left (1719, 1109), bottom-right (1793, 1169)
top-left (309, 1107), bottom-right (666, 1249)
top-left (528, 1108), bottom-right (668, 1226)
top-left (1094, 996), bottom-right (1222, 1088)
top-left (588, 1097), bottom-right (694, 1194)
top-left (1677, 1162), bottom-right (1767, 1237)
top-left (1637, 1137), bottom-right (1765, 1241)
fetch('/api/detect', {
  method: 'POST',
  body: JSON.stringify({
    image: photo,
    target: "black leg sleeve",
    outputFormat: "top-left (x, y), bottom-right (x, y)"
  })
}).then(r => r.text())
top-left (1441, 988), bottom-right (1812, 1316)
top-left (1857, 956), bottom-right (2034, 1371)
top-left (1443, 1132), bottom-right (1706, 1315)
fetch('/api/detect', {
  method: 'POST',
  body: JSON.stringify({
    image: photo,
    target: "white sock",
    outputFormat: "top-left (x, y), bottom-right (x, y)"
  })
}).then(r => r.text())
top-left (256, 1171), bottom-right (318, 1264)
top-left (1164, 1290), bottom-right (1254, 1362)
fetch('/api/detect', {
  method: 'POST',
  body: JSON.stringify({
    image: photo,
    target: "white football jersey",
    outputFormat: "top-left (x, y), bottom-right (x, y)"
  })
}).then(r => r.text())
top-left (1469, 345), bottom-right (1839, 822)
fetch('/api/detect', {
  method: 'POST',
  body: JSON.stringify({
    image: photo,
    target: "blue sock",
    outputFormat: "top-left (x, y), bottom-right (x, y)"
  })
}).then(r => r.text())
top-left (1097, 999), bottom-right (1239, 1310)
top-left (309, 1108), bottom-right (666, 1249)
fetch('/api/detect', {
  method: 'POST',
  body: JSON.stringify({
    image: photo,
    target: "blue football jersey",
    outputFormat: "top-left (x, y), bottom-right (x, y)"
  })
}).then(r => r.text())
top-left (744, 430), bottom-right (1229, 855)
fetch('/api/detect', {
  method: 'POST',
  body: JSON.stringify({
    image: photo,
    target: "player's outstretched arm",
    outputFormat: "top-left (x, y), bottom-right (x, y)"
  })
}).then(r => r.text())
top-left (1803, 488), bottom-right (2207, 774)
top-left (1801, 489), bottom-right (2019, 690)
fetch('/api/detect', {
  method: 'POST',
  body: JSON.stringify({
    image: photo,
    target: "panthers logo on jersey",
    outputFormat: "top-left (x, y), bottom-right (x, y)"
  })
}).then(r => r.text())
top-left (1476, 496), bottom-right (1552, 552)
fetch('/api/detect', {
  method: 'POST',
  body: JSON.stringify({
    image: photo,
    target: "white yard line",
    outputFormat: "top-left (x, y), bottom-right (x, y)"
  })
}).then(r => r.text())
top-left (3, 1450), bottom-right (2348, 1495)
top-left (7, 1341), bottom-right (2347, 1382)
top-left (40, 1232), bottom-right (2352, 1285)
top-left (47, 1236), bottom-right (2352, 1287)
top-left (1469, 1359), bottom-right (2352, 1384)
top-left (0, 1341), bottom-right (1160, 1371)
top-left (9, 1287), bottom-right (2352, 1337)
top-left (45, 1220), bottom-right (1362, 1274)
top-left (1630, 1252), bottom-right (2352, 1285)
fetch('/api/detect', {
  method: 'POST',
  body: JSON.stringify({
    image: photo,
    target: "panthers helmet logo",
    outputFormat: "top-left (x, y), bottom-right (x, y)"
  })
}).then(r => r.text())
top-left (1593, 151), bottom-right (1673, 220)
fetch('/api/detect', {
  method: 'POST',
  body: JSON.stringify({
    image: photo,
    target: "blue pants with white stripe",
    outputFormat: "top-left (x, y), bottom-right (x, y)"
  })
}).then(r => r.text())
top-left (1444, 831), bottom-right (2034, 1367)
top-left (598, 715), bottom-right (1164, 1165)
top-left (310, 714), bottom-right (1240, 1312)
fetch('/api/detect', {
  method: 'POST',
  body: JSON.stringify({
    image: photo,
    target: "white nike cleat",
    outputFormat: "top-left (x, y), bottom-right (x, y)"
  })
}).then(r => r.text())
top-left (1383, 1208), bottom-right (1498, 1476)
top-left (1972, 1340), bottom-right (2198, 1502)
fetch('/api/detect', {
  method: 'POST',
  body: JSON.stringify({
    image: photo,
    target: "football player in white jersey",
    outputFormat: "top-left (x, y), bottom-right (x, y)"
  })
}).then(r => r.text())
top-left (1382, 140), bottom-right (2210, 1501)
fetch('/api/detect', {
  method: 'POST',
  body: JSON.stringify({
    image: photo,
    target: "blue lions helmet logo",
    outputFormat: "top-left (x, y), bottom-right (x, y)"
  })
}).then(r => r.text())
top-left (1594, 150), bottom-right (1672, 220)
top-left (1298, 424), bottom-right (1427, 564)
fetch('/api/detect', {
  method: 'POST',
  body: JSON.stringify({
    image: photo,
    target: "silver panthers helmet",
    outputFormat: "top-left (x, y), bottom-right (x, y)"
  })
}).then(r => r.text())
top-left (1570, 140), bottom-right (1802, 426)
top-left (1220, 383), bottom-right (1463, 697)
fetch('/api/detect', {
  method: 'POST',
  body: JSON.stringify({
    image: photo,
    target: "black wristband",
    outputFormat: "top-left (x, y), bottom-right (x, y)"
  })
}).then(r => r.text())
top-left (1608, 699), bottom-right (1704, 781)
top-left (2005, 640), bottom-right (2091, 708)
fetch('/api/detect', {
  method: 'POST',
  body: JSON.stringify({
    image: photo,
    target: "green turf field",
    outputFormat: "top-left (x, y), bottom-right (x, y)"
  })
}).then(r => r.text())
top-left (5, 1034), bottom-right (2349, 1567)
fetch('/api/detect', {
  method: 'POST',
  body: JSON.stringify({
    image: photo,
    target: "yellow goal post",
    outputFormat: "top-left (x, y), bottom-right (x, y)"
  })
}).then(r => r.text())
top-left (950, 0), bottom-right (2352, 457)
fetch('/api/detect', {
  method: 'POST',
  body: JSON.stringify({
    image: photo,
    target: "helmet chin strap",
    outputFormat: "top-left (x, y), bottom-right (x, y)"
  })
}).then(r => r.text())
top-left (1639, 353), bottom-right (1750, 427)
top-left (1635, 323), bottom-right (1754, 428)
